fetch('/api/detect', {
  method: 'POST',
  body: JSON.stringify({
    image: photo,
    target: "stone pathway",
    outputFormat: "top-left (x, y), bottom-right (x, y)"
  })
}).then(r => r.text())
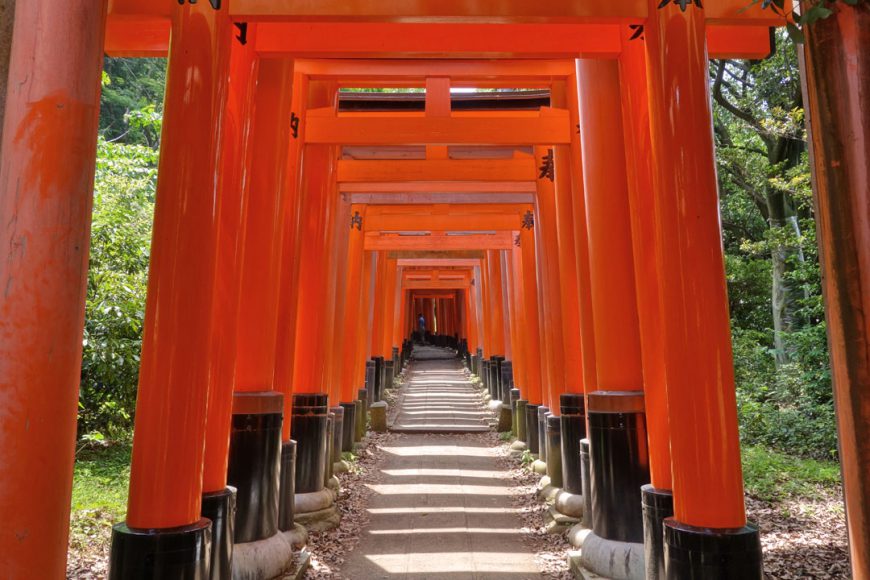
top-left (390, 348), bottom-right (490, 433)
top-left (340, 348), bottom-right (541, 579)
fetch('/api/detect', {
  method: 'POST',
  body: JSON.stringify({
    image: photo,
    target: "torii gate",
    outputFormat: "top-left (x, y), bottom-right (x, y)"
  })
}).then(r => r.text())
top-left (2, 2), bottom-right (869, 580)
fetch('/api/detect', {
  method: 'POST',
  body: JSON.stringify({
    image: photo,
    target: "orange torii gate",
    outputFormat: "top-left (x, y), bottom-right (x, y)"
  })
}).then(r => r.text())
top-left (2, 2), bottom-right (870, 580)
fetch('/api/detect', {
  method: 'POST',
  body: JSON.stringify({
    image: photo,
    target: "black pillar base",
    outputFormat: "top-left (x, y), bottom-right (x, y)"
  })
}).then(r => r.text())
top-left (325, 411), bottom-right (335, 484)
top-left (374, 356), bottom-right (386, 401)
top-left (278, 441), bottom-right (297, 532)
top-left (516, 399), bottom-right (529, 443)
top-left (546, 414), bottom-right (563, 488)
top-left (481, 360), bottom-right (490, 391)
top-left (537, 406), bottom-right (550, 462)
top-left (500, 361), bottom-right (514, 401)
top-left (364, 361), bottom-right (376, 405)
top-left (664, 519), bottom-right (763, 580)
top-left (588, 391), bottom-right (650, 544)
top-left (227, 392), bottom-right (283, 544)
top-left (330, 405), bottom-right (344, 467)
top-left (642, 485), bottom-right (673, 580)
top-left (340, 402), bottom-right (356, 452)
top-left (384, 360), bottom-right (395, 392)
top-left (525, 403), bottom-right (540, 454)
top-left (109, 519), bottom-right (211, 580)
top-left (580, 438), bottom-right (593, 528)
top-left (290, 393), bottom-right (329, 494)
top-left (202, 487), bottom-right (236, 580)
top-left (509, 388), bottom-right (521, 435)
top-left (356, 388), bottom-right (368, 442)
top-left (560, 394), bottom-right (586, 496)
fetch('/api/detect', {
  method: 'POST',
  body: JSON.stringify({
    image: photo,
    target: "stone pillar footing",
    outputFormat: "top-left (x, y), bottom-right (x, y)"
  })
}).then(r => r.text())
top-left (370, 401), bottom-right (388, 432)
top-left (294, 489), bottom-right (340, 532)
top-left (497, 402), bottom-right (513, 432)
top-left (579, 531), bottom-right (645, 580)
top-left (232, 527), bottom-right (303, 580)
top-left (544, 504), bottom-right (581, 535)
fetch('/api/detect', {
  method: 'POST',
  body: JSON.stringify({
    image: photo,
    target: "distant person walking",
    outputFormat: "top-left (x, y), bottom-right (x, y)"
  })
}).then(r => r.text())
top-left (418, 314), bottom-right (426, 343)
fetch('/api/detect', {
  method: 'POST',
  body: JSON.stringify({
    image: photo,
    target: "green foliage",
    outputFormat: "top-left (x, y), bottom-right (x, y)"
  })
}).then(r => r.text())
top-left (498, 431), bottom-right (513, 442)
top-left (78, 139), bottom-right (157, 438)
top-left (100, 58), bottom-right (166, 146)
top-left (715, 31), bottom-right (837, 460)
top-left (741, 445), bottom-right (841, 502)
top-left (71, 442), bottom-right (132, 519)
top-left (753, 0), bottom-right (869, 43)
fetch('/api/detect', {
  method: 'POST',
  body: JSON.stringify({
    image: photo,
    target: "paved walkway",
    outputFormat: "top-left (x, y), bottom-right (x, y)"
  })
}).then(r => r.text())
top-left (390, 348), bottom-right (490, 433)
top-left (340, 348), bottom-right (541, 579)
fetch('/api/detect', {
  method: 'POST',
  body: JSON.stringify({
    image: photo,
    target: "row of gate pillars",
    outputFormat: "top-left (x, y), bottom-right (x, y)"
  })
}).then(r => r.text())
top-left (111, 350), bottom-right (403, 578)
top-left (469, 355), bottom-right (762, 580)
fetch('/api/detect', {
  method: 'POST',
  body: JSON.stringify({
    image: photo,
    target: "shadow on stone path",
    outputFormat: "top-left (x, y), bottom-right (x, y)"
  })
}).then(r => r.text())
top-left (340, 348), bottom-right (541, 579)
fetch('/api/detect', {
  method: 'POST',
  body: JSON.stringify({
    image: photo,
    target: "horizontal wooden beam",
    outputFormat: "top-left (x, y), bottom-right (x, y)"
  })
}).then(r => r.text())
top-left (337, 158), bottom-right (537, 183)
top-left (398, 259), bottom-right (481, 268)
top-left (105, 15), bottom-right (170, 57)
top-left (404, 280), bottom-right (471, 290)
top-left (307, 112), bottom-right (571, 145)
top-left (348, 193), bottom-right (534, 205)
top-left (390, 251), bottom-right (485, 260)
top-left (365, 231), bottom-right (514, 251)
top-left (103, 18), bottom-right (774, 61)
top-left (296, 59), bottom-right (575, 82)
top-left (342, 182), bottom-right (536, 195)
top-left (229, 0), bottom-right (782, 25)
top-left (255, 23), bottom-right (622, 58)
top-left (366, 213), bottom-right (521, 231)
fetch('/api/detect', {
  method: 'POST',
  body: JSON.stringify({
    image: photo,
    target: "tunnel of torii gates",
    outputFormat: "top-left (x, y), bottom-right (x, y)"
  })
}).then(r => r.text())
top-left (1, 1), bottom-right (869, 579)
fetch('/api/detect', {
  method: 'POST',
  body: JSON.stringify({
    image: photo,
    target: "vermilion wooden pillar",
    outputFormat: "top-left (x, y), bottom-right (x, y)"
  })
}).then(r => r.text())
top-left (577, 58), bottom-right (649, 566)
top-left (645, 2), bottom-right (761, 576)
top-left (508, 240), bottom-right (528, 395)
top-left (229, 57), bottom-right (297, 548)
top-left (288, 81), bottom-right (339, 515)
top-left (354, 251), bottom-right (377, 390)
top-left (110, 3), bottom-right (233, 576)
top-left (201, 16), bottom-right (258, 499)
top-left (519, 225), bottom-right (544, 407)
top-left (479, 255), bottom-right (493, 358)
top-left (382, 258), bottom-right (399, 357)
top-left (802, 10), bottom-right (870, 575)
top-left (0, 1), bottom-right (106, 575)
top-left (618, 30), bottom-right (674, 579)
top-left (323, 193), bottom-right (351, 405)
top-left (533, 146), bottom-right (566, 413)
top-left (566, 68), bottom-right (598, 396)
top-left (235, 59), bottom-right (294, 394)
top-left (487, 250), bottom-right (507, 359)
top-left (339, 205), bottom-right (366, 403)
top-left (549, 97), bottom-right (584, 407)
top-left (275, 71), bottom-right (310, 440)
top-left (290, 83), bottom-right (338, 396)
top-left (199, 27), bottom-right (258, 577)
top-left (498, 253), bottom-right (513, 365)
